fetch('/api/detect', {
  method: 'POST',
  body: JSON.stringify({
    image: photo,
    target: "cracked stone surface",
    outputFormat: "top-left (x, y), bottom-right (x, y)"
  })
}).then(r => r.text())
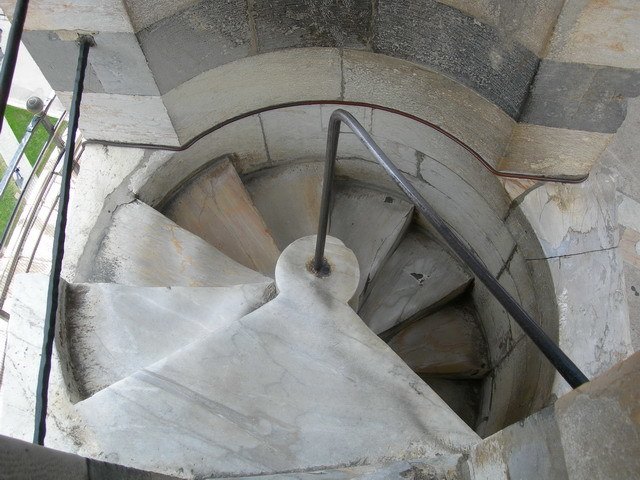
top-left (75, 236), bottom-right (479, 478)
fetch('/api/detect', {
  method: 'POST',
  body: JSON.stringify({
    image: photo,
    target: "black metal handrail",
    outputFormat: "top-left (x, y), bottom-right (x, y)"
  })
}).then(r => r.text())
top-left (313, 109), bottom-right (589, 389)
top-left (0, 0), bottom-right (29, 132)
top-left (33, 34), bottom-right (93, 445)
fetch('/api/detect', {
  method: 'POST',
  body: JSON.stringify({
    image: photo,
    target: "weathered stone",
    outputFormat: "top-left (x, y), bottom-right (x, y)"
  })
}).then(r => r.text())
top-left (22, 31), bottom-right (105, 94)
top-left (546, 0), bottom-right (640, 70)
top-left (521, 60), bottom-right (640, 134)
top-left (75, 236), bottom-right (479, 477)
top-left (253, 0), bottom-right (371, 52)
top-left (374, 0), bottom-right (540, 118)
top-left (530, 247), bottom-right (631, 397)
top-left (513, 170), bottom-right (618, 258)
top-left (56, 92), bottom-right (179, 145)
top-left (134, 117), bottom-right (269, 208)
top-left (88, 200), bottom-right (270, 287)
top-left (125, 0), bottom-right (201, 32)
top-left (243, 162), bottom-right (323, 250)
top-left (163, 159), bottom-right (280, 276)
top-left (437, 0), bottom-right (565, 56)
top-left (499, 123), bottom-right (612, 179)
top-left (162, 48), bottom-right (342, 142)
top-left (342, 49), bottom-right (515, 170)
top-left (359, 231), bottom-right (472, 334)
top-left (0, 0), bottom-right (132, 32)
top-left (468, 352), bottom-right (640, 480)
top-left (138, 0), bottom-right (251, 94)
top-left (371, 109), bottom-right (511, 218)
top-left (23, 31), bottom-right (160, 96)
top-left (0, 434), bottom-right (179, 480)
top-left (388, 303), bottom-right (490, 378)
top-left (58, 281), bottom-right (272, 400)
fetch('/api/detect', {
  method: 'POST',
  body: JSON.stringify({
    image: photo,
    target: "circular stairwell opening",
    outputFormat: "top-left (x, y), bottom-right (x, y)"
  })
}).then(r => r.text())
top-left (87, 103), bottom-right (559, 438)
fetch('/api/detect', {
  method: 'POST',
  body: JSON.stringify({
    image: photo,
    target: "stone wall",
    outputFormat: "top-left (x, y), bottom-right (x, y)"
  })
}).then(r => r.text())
top-left (3, 0), bottom-right (639, 177)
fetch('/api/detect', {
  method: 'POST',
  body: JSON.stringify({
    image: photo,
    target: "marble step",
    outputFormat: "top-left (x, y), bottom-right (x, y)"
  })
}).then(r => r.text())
top-left (88, 200), bottom-right (270, 287)
top-left (244, 163), bottom-right (413, 306)
top-left (58, 281), bottom-right (273, 401)
top-left (74, 236), bottom-right (479, 479)
top-left (359, 231), bottom-right (472, 334)
top-left (387, 303), bottom-right (490, 379)
top-left (163, 159), bottom-right (280, 277)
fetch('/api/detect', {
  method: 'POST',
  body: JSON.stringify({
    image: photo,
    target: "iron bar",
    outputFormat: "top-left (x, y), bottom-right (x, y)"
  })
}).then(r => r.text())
top-left (34, 35), bottom-right (93, 445)
top-left (0, 110), bottom-right (67, 250)
top-left (0, 0), bottom-right (30, 132)
top-left (314, 109), bottom-right (589, 389)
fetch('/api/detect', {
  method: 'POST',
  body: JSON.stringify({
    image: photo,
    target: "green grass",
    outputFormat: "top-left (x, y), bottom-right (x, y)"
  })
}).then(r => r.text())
top-left (4, 104), bottom-right (58, 167)
top-left (0, 153), bottom-right (20, 236)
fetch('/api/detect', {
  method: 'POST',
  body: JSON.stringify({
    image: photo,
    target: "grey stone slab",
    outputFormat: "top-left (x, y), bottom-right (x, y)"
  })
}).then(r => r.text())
top-left (438, 0), bottom-right (565, 56)
top-left (163, 159), bottom-right (280, 276)
top-left (359, 231), bottom-right (472, 334)
top-left (89, 200), bottom-right (270, 287)
top-left (388, 303), bottom-right (490, 379)
top-left (125, 0), bottom-right (202, 32)
top-left (521, 60), bottom-right (640, 133)
top-left (252, 0), bottom-right (371, 53)
top-left (469, 352), bottom-right (640, 480)
top-left (600, 96), bottom-right (640, 204)
top-left (219, 454), bottom-right (465, 479)
top-left (22, 31), bottom-right (160, 96)
top-left (58, 282), bottom-right (272, 401)
top-left (529, 247), bottom-right (632, 398)
top-left (0, 434), bottom-right (180, 480)
top-left (374, 0), bottom-right (540, 118)
top-left (22, 30), bottom-right (104, 94)
top-left (138, 0), bottom-right (251, 94)
top-left (76, 236), bottom-right (478, 478)
top-left (545, 0), bottom-right (640, 70)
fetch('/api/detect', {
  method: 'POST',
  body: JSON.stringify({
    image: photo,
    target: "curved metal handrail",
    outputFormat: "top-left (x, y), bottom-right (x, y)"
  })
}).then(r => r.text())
top-left (313, 109), bottom-right (589, 389)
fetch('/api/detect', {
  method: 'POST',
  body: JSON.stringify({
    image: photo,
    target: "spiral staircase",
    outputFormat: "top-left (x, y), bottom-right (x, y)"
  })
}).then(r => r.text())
top-left (40, 155), bottom-right (500, 477)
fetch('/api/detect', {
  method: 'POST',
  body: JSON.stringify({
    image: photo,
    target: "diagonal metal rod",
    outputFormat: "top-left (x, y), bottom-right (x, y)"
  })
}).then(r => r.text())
top-left (0, 0), bottom-right (30, 133)
top-left (33, 35), bottom-right (93, 446)
top-left (314, 109), bottom-right (589, 390)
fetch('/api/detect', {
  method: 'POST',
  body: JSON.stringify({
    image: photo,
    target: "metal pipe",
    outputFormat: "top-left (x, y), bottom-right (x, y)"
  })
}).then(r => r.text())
top-left (81, 100), bottom-right (588, 185)
top-left (0, 111), bottom-right (67, 250)
top-left (0, 0), bottom-right (30, 132)
top-left (314, 109), bottom-right (589, 389)
top-left (33, 35), bottom-right (93, 446)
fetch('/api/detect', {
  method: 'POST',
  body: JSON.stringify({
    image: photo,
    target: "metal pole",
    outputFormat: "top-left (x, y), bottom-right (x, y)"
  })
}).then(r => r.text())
top-left (33, 35), bottom-right (93, 446)
top-left (314, 109), bottom-right (589, 389)
top-left (0, 0), bottom-right (30, 132)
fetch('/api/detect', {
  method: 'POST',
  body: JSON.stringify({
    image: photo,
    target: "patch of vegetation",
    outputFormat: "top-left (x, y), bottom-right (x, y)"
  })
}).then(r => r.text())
top-left (4, 104), bottom-right (58, 167)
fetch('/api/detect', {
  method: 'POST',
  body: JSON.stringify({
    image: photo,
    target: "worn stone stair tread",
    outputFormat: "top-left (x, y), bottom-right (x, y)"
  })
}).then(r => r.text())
top-left (387, 303), bottom-right (490, 379)
top-left (74, 236), bottom-right (478, 478)
top-left (243, 163), bottom-right (324, 251)
top-left (58, 281), bottom-right (273, 401)
top-left (330, 183), bottom-right (414, 307)
top-left (359, 231), bottom-right (472, 334)
top-left (88, 200), bottom-right (270, 287)
top-left (244, 163), bottom-right (413, 306)
top-left (163, 159), bottom-right (280, 276)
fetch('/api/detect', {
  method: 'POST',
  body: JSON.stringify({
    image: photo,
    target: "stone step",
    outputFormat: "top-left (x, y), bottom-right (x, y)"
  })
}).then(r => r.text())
top-left (74, 236), bottom-right (478, 478)
top-left (244, 163), bottom-right (413, 306)
top-left (387, 303), bottom-right (490, 379)
top-left (87, 200), bottom-right (270, 287)
top-left (163, 159), bottom-right (280, 277)
top-left (58, 281), bottom-right (273, 401)
top-left (359, 231), bottom-right (472, 334)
